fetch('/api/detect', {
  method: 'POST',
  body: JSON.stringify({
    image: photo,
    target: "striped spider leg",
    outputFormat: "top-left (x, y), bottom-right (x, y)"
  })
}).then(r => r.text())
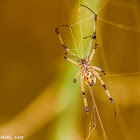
top-left (90, 68), bottom-right (117, 117)
top-left (80, 5), bottom-right (116, 117)
top-left (55, 25), bottom-right (81, 64)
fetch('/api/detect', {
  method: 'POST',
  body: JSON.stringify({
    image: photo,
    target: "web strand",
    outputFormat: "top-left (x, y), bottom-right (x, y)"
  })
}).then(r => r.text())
top-left (98, 17), bottom-right (140, 32)
top-left (69, 27), bottom-right (81, 58)
top-left (104, 72), bottom-right (140, 77)
top-left (78, 5), bottom-right (84, 58)
top-left (73, 3), bottom-right (140, 32)
top-left (89, 85), bottom-right (108, 140)
top-left (71, 16), bottom-right (94, 27)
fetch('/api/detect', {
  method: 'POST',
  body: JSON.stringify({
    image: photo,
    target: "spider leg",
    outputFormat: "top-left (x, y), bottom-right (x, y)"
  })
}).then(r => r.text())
top-left (92, 69), bottom-right (116, 117)
top-left (88, 66), bottom-right (106, 75)
top-left (89, 86), bottom-right (96, 123)
top-left (85, 13), bottom-right (97, 62)
top-left (88, 42), bottom-right (97, 64)
top-left (55, 27), bottom-right (80, 62)
top-left (86, 37), bottom-right (95, 61)
top-left (84, 82), bottom-right (96, 124)
top-left (81, 75), bottom-right (96, 128)
top-left (73, 69), bottom-right (82, 83)
top-left (64, 53), bottom-right (80, 67)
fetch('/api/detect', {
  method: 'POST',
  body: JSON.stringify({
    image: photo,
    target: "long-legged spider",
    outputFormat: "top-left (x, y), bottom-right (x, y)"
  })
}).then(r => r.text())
top-left (55, 5), bottom-right (116, 130)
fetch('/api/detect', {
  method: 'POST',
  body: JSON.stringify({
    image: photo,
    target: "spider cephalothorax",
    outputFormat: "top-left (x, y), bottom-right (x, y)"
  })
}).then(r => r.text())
top-left (81, 59), bottom-right (86, 64)
top-left (55, 4), bottom-right (116, 130)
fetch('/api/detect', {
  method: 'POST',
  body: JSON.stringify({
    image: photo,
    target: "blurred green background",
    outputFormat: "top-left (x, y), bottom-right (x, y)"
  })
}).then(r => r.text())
top-left (0, 0), bottom-right (140, 140)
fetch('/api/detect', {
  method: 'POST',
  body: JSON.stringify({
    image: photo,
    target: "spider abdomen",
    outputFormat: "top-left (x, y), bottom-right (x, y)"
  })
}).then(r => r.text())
top-left (84, 71), bottom-right (96, 86)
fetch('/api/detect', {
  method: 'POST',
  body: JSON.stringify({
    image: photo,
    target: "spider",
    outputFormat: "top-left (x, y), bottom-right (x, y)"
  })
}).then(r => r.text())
top-left (55, 5), bottom-right (116, 129)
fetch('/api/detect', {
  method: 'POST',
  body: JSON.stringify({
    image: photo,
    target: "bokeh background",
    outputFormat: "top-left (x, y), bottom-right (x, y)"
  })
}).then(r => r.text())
top-left (0, 0), bottom-right (140, 140)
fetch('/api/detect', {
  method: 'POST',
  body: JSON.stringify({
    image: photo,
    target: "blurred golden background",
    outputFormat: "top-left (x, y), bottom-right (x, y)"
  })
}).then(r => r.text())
top-left (0, 0), bottom-right (140, 140)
